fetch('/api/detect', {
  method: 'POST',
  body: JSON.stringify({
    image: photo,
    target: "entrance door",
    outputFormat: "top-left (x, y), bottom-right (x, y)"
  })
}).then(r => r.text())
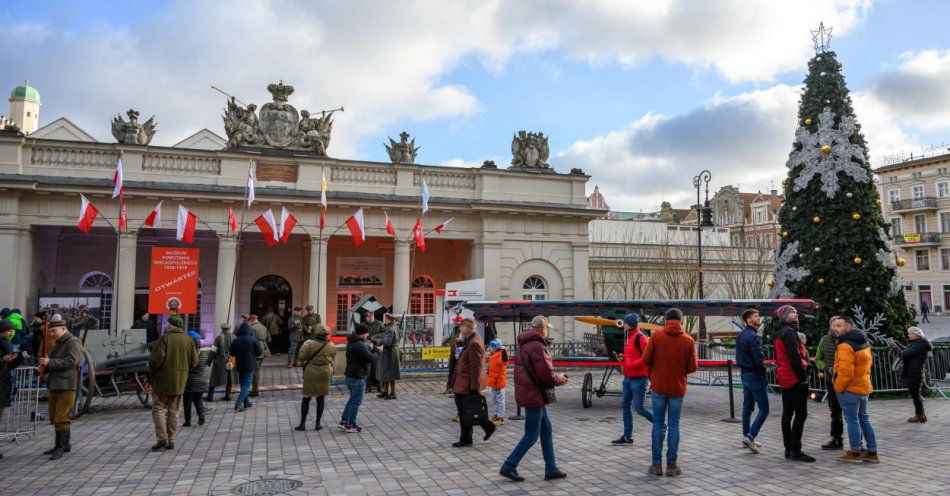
top-left (250, 275), bottom-right (293, 318)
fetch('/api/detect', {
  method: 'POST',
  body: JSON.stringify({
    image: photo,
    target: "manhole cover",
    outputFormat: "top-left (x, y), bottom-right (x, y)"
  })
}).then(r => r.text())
top-left (231, 478), bottom-right (303, 496)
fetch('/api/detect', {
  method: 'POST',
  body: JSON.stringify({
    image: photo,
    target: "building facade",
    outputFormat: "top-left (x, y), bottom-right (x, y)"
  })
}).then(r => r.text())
top-left (875, 151), bottom-right (950, 315)
top-left (0, 83), bottom-right (598, 341)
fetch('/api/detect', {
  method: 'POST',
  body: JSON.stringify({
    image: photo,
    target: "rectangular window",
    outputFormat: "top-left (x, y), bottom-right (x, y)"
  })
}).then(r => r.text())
top-left (939, 181), bottom-right (950, 198)
top-left (335, 292), bottom-right (362, 331)
top-left (888, 189), bottom-right (900, 204)
top-left (912, 185), bottom-right (925, 199)
top-left (913, 171), bottom-right (923, 180)
top-left (409, 292), bottom-right (435, 314)
top-left (889, 176), bottom-right (897, 183)
top-left (920, 286), bottom-right (932, 309)
top-left (942, 248), bottom-right (950, 271)
top-left (890, 218), bottom-right (902, 236)
top-left (915, 214), bottom-right (927, 233)
top-left (940, 167), bottom-right (948, 175)
top-left (944, 285), bottom-right (950, 311)
top-left (942, 212), bottom-right (950, 233)
top-left (916, 249), bottom-right (931, 271)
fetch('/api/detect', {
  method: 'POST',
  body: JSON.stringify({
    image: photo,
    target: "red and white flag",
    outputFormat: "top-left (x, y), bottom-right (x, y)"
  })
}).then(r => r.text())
top-left (176, 205), bottom-right (197, 244)
top-left (434, 217), bottom-right (454, 234)
top-left (345, 208), bottom-right (365, 247)
top-left (228, 205), bottom-right (238, 234)
top-left (119, 200), bottom-right (128, 231)
top-left (412, 217), bottom-right (425, 253)
top-left (246, 168), bottom-right (256, 206)
top-left (112, 157), bottom-right (124, 198)
top-left (384, 211), bottom-right (396, 236)
top-left (254, 209), bottom-right (279, 247)
top-left (279, 206), bottom-right (297, 244)
top-left (144, 200), bottom-right (162, 228)
top-left (319, 171), bottom-right (328, 230)
top-left (77, 194), bottom-right (99, 233)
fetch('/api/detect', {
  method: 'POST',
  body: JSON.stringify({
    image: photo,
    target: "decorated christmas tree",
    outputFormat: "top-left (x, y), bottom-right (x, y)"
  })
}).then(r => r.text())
top-left (769, 24), bottom-right (914, 342)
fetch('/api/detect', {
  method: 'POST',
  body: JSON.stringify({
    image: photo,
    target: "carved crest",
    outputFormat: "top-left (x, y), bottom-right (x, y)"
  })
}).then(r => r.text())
top-left (221, 82), bottom-right (342, 155)
top-left (111, 109), bottom-right (157, 145)
top-left (385, 131), bottom-right (420, 164)
top-left (510, 130), bottom-right (551, 172)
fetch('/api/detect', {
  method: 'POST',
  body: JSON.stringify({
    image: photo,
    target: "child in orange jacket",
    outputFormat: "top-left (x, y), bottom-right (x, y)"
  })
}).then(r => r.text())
top-left (486, 338), bottom-right (508, 425)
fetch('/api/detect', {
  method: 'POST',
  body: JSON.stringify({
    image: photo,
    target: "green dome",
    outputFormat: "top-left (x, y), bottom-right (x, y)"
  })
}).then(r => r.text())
top-left (10, 81), bottom-right (40, 103)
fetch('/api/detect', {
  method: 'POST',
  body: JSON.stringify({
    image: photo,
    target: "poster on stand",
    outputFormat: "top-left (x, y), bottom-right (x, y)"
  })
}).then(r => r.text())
top-left (148, 247), bottom-right (200, 314)
top-left (440, 278), bottom-right (485, 342)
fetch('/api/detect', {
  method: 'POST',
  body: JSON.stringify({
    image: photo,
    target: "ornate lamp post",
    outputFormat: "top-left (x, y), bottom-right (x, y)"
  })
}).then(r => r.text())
top-left (693, 170), bottom-right (714, 350)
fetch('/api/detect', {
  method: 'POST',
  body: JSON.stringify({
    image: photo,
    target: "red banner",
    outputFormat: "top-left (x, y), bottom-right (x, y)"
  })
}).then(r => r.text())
top-left (148, 247), bottom-right (200, 314)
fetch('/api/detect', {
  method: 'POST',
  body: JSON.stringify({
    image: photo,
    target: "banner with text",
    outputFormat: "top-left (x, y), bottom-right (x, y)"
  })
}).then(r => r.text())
top-left (337, 257), bottom-right (386, 287)
top-left (148, 247), bottom-right (200, 314)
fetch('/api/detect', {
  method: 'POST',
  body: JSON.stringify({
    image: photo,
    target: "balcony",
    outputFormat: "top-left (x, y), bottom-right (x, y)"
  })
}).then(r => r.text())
top-left (891, 197), bottom-right (938, 213)
top-left (896, 232), bottom-right (943, 248)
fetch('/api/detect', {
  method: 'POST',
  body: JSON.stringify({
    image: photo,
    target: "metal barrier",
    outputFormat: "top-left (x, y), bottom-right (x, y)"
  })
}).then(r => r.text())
top-left (926, 347), bottom-right (950, 398)
top-left (0, 366), bottom-right (40, 443)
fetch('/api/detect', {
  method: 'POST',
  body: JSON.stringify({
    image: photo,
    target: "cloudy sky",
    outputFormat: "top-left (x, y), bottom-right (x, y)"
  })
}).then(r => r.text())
top-left (3, 0), bottom-right (950, 211)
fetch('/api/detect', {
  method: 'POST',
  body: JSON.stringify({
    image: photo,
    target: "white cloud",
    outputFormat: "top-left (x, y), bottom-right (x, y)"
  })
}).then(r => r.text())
top-left (869, 50), bottom-right (950, 129)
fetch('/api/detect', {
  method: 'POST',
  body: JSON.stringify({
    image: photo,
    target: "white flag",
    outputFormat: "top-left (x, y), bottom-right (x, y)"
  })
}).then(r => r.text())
top-left (421, 177), bottom-right (429, 214)
top-left (247, 167), bottom-right (256, 206)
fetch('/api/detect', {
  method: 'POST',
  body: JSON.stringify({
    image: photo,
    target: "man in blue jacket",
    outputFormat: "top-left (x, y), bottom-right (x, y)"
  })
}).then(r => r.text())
top-left (229, 323), bottom-right (263, 412)
top-left (736, 308), bottom-right (769, 454)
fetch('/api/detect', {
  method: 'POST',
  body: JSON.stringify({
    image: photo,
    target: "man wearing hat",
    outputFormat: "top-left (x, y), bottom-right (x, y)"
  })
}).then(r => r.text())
top-left (771, 304), bottom-right (814, 462)
top-left (376, 314), bottom-right (401, 399)
top-left (363, 312), bottom-right (386, 394)
top-left (611, 313), bottom-right (653, 446)
top-left (286, 306), bottom-right (306, 368)
top-left (147, 315), bottom-right (198, 451)
top-left (36, 314), bottom-right (85, 460)
top-left (206, 323), bottom-right (236, 402)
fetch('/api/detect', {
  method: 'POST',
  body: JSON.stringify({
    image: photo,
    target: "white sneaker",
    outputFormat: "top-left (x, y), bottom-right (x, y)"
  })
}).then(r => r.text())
top-left (743, 436), bottom-right (760, 454)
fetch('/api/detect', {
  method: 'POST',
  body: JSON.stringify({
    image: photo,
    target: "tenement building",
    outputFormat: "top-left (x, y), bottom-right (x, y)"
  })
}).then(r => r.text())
top-left (0, 81), bottom-right (597, 341)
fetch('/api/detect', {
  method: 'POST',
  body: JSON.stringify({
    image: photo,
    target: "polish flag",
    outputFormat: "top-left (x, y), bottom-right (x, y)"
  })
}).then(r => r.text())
top-left (384, 211), bottom-right (396, 236)
top-left (176, 205), bottom-right (197, 244)
top-left (345, 208), bottom-right (365, 247)
top-left (228, 205), bottom-right (238, 234)
top-left (119, 200), bottom-right (128, 231)
top-left (434, 217), bottom-right (454, 234)
top-left (112, 157), bottom-right (124, 198)
top-left (77, 194), bottom-right (99, 233)
top-left (279, 206), bottom-right (298, 244)
top-left (254, 209), bottom-right (279, 246)
top-left (320, 171), bottom-right (328, 230)
top-left (412, 217), bottom-right (425, 253)
top-left (144, 200), bottom-right (163, 228)
top-left (246, 168), bottom-right (256, 206)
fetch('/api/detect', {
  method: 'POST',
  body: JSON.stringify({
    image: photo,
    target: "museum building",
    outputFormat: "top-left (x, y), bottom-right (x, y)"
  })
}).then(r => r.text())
top-left (0, 81), bottom-right (598, 341)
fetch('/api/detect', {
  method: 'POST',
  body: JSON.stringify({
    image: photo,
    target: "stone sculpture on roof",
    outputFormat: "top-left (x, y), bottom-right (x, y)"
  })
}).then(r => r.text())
top-left (510, 130), bottom-right (553, 173)
top-left (385, 131), bottom-right (420, 164)
top-left (222, 81), bottom-right (342, 155)
top-left (111, 109), bottom-right (157, 145)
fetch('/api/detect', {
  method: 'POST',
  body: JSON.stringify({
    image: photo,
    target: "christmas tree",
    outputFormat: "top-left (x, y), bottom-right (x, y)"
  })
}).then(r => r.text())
top-left (769, 24), bottom-right (914, 342)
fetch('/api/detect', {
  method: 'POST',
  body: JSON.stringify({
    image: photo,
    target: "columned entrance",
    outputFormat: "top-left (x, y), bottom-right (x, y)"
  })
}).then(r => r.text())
top-left (250, 275), bottom-right (293, 317)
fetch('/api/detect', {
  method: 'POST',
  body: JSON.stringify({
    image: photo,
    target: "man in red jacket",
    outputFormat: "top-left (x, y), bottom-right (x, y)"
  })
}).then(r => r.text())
top-left (452, 318), bottom-right (496, 447)
top-left (771, 304), bottom-right (815, 462)
top-left (642, 308), bottom-right (697, 477)
top-left (612, 313), bottom-right (653, 445)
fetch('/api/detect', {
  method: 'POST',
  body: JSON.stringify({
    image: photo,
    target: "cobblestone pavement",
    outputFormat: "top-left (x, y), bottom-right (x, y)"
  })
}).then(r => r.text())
top-left (1, 358), bottom-right (948, 495)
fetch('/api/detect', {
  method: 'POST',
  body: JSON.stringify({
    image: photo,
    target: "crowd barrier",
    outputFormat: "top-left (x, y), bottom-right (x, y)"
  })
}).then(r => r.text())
top-left (0, 366), bottom-right (40, 443)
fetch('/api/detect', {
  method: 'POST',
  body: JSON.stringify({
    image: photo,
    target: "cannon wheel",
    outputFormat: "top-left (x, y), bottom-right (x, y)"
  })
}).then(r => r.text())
top-left (134, 371), bottom-right (152, 408)
top-left (582, 372), bottom-right (593, 408)
top-left (72, 349), bottom-right (96, 419)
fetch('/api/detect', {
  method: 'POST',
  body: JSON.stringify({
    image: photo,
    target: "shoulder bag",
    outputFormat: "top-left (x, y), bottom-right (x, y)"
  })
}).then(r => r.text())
top-left (520, 347), bottom-right (556, 404)
top-left (301, 341), bottom-right (329, 370)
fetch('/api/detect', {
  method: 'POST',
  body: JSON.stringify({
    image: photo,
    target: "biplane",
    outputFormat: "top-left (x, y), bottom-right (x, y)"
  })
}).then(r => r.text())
top-left (464, 299), bottom-right (818, 408)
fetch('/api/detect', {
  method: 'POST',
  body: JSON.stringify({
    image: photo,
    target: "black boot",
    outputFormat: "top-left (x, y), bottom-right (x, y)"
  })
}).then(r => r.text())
top-left (43, 431), bottom-right (62, 455)
top-left (49, 432), bottom-right (65, 460)
top-left (62, 430), bottom-right (71, 453)
top-left (294, 398), bottom-right (310, 431)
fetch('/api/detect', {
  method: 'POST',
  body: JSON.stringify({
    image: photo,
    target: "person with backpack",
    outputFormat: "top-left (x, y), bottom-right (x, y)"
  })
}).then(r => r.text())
top-left (611, 313), bottom-right (652, 446)
top-left (736, 308), bottom-right (768, 454)
top-left (182, 330), bottom-right (209, 427)
top-left (295, 324), bottom-right (336, 431)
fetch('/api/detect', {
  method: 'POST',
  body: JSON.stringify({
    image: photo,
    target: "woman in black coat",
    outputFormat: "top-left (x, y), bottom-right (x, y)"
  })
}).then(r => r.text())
top-left (182, 332), bottom-right (210, 426)
top-left (901, 326), bottom-right (933, 423)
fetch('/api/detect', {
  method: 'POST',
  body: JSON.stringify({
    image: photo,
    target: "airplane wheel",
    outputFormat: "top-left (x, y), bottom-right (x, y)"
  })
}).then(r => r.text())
top-left (582, 372), bottom-right (593, 408)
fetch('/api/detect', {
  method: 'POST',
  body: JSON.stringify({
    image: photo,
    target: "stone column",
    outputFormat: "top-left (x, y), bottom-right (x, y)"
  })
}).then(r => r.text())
top-left (13, 227), bottom-right (32, 312)
top-left (112, 231), bottom-right (138, 330)
top-left (392, 240), bottom-right (411, 315)
top-left (0, 227), bottom-right (19, 309)
top-left (570, 242), bottom-right (592, 342)
top-left (482, 241), bottom-right (502, 300)
top-left (308, 236), bottom-right (329, 319)
top-left (214, 234), bottom-right (238, 331)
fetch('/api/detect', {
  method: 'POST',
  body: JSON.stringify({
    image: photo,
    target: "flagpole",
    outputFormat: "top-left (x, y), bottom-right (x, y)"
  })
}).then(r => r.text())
top-left (225, 162), bottom-right (252, 329)
top-left (112, 150), bottom-right (125, 332)
top-left (316, 166), bottom-right (326, 318)
top-left (401, 175), bottom-right (425, 334)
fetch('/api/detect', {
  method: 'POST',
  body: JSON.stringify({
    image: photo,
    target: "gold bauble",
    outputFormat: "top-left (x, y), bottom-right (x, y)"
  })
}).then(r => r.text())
top-left (782, 231), bottom-right (789, 238)
top-left (896, 258), bottom-right (906, 267)
top-left (818, 278), bottom-right (826, 284)
top-left (852, 213), bottom-right (861, 220)
top-left (805, 118), bottom-right (813, 125)
top-left (854, 257), bottom-right (862, 264)
top-left (767, 280), bottom-right (775, 287)
top-left (821, 144), bottom-right (832, 154)
top-left (782, 178), bottom-right (788, 186)
top-left (837, 62), bottom-right (843, 69)
top-left (812, 216), bottom-right (821, 223)
top-left (875, 199), bottom-right (881, 206)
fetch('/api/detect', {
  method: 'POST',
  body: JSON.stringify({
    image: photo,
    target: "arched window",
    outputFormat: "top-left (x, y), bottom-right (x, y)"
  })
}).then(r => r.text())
top-left (79, 271), bottom-right (112, 331)
top-left (522, 276), bottom-right (547, 301)
top-left (410, 275), bottom-right (436, 315)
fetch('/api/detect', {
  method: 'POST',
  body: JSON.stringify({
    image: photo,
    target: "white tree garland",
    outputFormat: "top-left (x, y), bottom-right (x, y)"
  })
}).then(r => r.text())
top-left (875, 228), bottom-right (903, 297)
top-left (786, 107), bottom-right (870, 198)
top-left (768, 240), bottom-right (811, 298)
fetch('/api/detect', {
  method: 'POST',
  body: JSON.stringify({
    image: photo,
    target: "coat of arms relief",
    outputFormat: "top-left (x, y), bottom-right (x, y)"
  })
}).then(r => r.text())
top-left (509, 130), bottom-right (553, 173)
top-left (222, 82), bottom-right (342, 155)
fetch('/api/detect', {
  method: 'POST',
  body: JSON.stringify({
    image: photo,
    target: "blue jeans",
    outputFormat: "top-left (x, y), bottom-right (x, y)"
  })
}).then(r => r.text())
top-left (502, 406), bottom-right (557, 475)
top-left (234, 370), bottom-right (254, 408)
top-left (342, 378), bottom-right (366, 424)
top-left (741, 372), bottom-right (770, 440)
top-left (839, 391), bottom-right (877, 453)
top-left (621, 376), bottom-right (653, 437)
top-left (651, 393), bottom-right (684, 465)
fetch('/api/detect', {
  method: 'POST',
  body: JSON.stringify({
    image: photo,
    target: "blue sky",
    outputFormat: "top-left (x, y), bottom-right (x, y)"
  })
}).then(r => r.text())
top-left (3, 1), bottom-right (950, 211)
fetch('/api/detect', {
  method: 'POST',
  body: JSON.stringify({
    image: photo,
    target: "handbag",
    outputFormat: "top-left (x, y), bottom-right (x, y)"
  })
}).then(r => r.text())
top-left (890, 357), bottom-right (904, 376)
top-left (226, 356), bottom-right (236, 370)
top-left (460, 392), bottom-right (489, 426)
top-left (520, 348), bottom-right (556, 404)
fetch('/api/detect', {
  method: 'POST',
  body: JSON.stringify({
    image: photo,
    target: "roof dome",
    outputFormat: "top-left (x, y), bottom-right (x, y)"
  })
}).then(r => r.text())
top-left (10, 81), bottom-right (40, 103)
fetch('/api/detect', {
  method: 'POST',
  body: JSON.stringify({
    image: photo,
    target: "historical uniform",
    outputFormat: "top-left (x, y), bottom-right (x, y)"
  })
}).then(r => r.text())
top-left (286, 308), bottom-right (305, 367)
top-left (302, 306), bottom-right (321, 339)
top-left (250, 319), bottom-right (269, 395)
top-left (376, 316), bottom-right (401, 399)
top-left (206, 323), bottom-right (236, 402)
top-left (43, 318), bottom-right (85, 460)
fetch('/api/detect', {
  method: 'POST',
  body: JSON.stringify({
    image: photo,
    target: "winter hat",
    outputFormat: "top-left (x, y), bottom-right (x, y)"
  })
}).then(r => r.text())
top-left (488, 338), bottom-right (503, 350)
top-left (530, 315), bottom-right (550, 329)
top-left (0, 308), bottom-right (9, 319)
top-left (187, 330), bottom-right (201, 340)
top-left (49, 314), bottom-right (67, 328)
top-left (355, 323), bottom-right (370, 335)
top-left (774, 305), bottom-right (796, 322)
top-left (663, 308), bottom-right (683, 322)
top-left (0, 320), bottom-right (13, 333)
top-left (314, 324), bottom-right (330, 335)
top-left (167, 315), bottom-right (184, 329)
top-left (220, 323), bottom-right (232, 330)
top-left (622, 313), bottom-right (640, 328)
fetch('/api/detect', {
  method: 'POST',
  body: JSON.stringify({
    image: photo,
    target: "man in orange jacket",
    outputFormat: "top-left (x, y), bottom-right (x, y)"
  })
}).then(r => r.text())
top-left (832, 316), bottom-right (879, 463)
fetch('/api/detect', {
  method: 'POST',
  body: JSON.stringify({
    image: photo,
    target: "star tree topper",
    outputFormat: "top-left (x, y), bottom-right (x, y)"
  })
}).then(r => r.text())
top-left (811, 22), bottom-right (833, 52)
top-left (786, 107), bottom-right (870, 198)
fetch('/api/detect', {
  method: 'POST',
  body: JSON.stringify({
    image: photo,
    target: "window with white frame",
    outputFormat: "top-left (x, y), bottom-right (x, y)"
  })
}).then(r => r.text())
top-left (79, 271), bottom-right (112, 331)
top-left (890, 218), bottom-right (903, 236)
top-left (942, 212), bottom-right (950, 233)
top-left (522, 276), bottom-right (547, 301)
top-left (888, 189), bottom-right (900, 204)
top-left (913, 171), bottom-right (923, 180)
top-left (915, 214), bottom-right (927, 233)
top-left (912, 185), bottom-right (925, 199)
top-left (939, 181), bottom-right (950, 198)
top-left (942, 248), bottom-right (950, 271)
top-left (916, 249), bottom-right (931, 271)
top-left (409, 276), bottom-right (436, 315)
top-left (939, 167), bottom-right (948, 175)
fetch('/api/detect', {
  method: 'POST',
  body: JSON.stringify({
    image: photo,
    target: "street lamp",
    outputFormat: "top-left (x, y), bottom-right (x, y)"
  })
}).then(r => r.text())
top-left (693, 170), bottom-right (713, 350)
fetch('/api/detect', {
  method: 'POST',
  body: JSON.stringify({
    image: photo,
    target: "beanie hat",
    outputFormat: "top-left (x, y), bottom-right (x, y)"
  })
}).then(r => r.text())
top-left (167, 315), bottom-right (184, 329)
top-left (622, 313), bottom-right (640, 328)
top-left (355, 323), bottom-right (370, 335)
top-left (664, 308), bottom-right (683, 321)
top-left (49, 314), bottom-right (67, 328)
top-left (774, 304), bottom-right (795, 322)
top-left (187, 330), bottom-right (201, 340)
top-left (0, 308), bottom-right (9, 319)
top-left (0, 320), bottom-right (13, 333)
top-left (488, 338), bottom-right (503, 350)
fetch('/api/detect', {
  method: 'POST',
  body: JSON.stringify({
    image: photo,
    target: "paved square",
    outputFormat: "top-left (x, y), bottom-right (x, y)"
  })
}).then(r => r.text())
top-left (2, 359), bottom-right (948, 495)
